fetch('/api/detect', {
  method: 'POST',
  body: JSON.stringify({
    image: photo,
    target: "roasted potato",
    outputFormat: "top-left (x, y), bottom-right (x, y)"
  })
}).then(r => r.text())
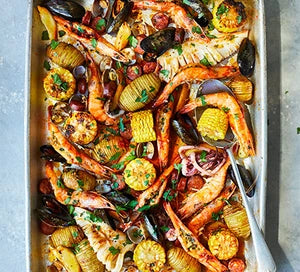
top-left (37, 6), bottom-right (57, 40)
top-left (115, 22), bottom-right (131, 50)
top-left (62, 169), bottom-right (96, 191)
top-left (51, 246), bottom-right (81, 272)
top-left (51, 226), bottom-right (84, 248)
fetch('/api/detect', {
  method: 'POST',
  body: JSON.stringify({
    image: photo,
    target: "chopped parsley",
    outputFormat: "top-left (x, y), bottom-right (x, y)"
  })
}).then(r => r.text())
top-left (51, 73), bottom-right (69, 91)
top-left (50, 39), bottom-right (59, 49)
top-left (84, 211), bottom-right (103, 223)
top-left (109, 246), bottom-right (120, 255)
top-left (111, 161), bottom-right (125, 170)
top-left (234, 113), bottom-right (239, 120)
top-left (163, 189), bottom-right (177, 202)
top-left (72, 231), bottom-right (78, 238)
top-left (200, 56), bottom-right (211, 66)
top-left (68, 205), bottom-right (75, 215)
top-left (160, 226), bottom-right (170, 232)
top-left (221, 107), bottom-right (230, 113)
top-left (77, 25), bottom-right (84, 33)
top-left (135, 89), bottom-right (149, 103)
top-left (64, 197), bottom-right (71, 204)
top-left (58, 30), bottom-right (66, 37)
top-left (206, 33), bottom-right (217, 39)
top-left (200, 95), bottom-right (207, 106)
top-left (173, 44), bottom-right (183, 55)
top-left (200, 151), bottom-right (207, 162)
top-left (160, 69), bottom-right (170, 78)
top-left (133, 229), bottom-right (143, 238)
top-left (144, 180), bottom-right (149, 186)
top-left (171, 179), bottom-right (178, 190)
top-left (109, 152), bottom-right (121, 162)
top-left (77, 179), bottom-right (84, 187)
top-left (76, 156), bottom-right (82, 163)
top-left (297, 127), bottom-right (300, 134)
top-left (169, 94), bottom-right (174, 102)
top-left (192, 26), bottom-right (202, 34)
top-left (112, 182), bottom-right (119, 190)
top-left (91, 38), bottom-right (97, 48)
top-left (237, 15), bottom-right (243, 24)
top-left (43, 60), bottom-right (51, 71)
top-left (212, 211), bottom-right (223, 221)
top-left (126, 199), bottom-right (138, 210)
top-left (57, 178), bottom-right (65, 188)
top-left (174, 163), bottom-right (182, 172)
top-left (208, 21), bottom-right (215, 31)
top-left (128, 35), bottom-right (138, 48)
top-left (41, 30), bottom-right (49, 40)
top-left (137, 205), bottom-right (152, 212)
top-left (96, 18), bottom-right (106, 30)
top-left (113, 234), bottom-right (120, 240)
top-left (116, 205), bottom-right (127, 214)
top-left (216, 4), bottom-right (229, 16)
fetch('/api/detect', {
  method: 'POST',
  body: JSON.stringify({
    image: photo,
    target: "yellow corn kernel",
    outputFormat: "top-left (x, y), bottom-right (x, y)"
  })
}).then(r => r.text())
top-left (133, 240), bottom-right (166, 272)
top-left (124, 158), bottom-right (156, 191)
top-left (131, 110), bottom-right (156, 143)
top-left (197, 108), bottom-right (229, 141)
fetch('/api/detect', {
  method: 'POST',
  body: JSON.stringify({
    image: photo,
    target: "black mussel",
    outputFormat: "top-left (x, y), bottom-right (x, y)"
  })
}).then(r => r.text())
top-left (106, 2), bottom-right (133, 33)
top-left (238, 38), bottom-right (256, 77)
top-left (143, 214), bottom-right (164, 245)
top-left (45, 0), bottom-right (86, 21)
top-left (94, 209), bottom-right (116, 229)
top-left (228, 164), bottom-right (255, 197)
top-left (143, 52), bottom-right (157, 62)
top-left (182, 0), bottom-right (212, 27)
top-left (140, 27), bottom-right (176, 56)
top-left (40, 145), bottom-right (66, 163)
top-left (92, 0), bottom-right (115, 19)
top-left (172, 113), bottom-right (200, 145)
top-left (37, 195), bottom-right (74, 227)
top-left (105, 191), bottom-right (131, 206)
top-left (95, 180), bottom-right (112, 194)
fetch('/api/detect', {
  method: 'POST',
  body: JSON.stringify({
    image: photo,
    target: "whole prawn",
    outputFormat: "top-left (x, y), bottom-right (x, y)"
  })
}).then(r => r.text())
top-left (153, 65), bottom-right (239, 108)
top-left (180, 92), bottom-right (255, 157)
top-left (133, 1), bottom-right (208, 41)
top-left (54, 16), bottom-right (128, 62)
top-left (164, 202), bottom-right (229, 272)
top-left (156, 99), bottom-right (174, 171)
top-left (187, 182), bottom-right (236, 236)
top-left (46, 162), bottom-right (116, 210)
top-left (178, 158), bottom-right (231, 219)
top-left (48, 107), bottom-right (114, 178)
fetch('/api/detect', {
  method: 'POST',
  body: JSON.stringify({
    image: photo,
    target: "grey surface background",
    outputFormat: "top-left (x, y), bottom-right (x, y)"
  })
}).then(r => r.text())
top-left (0, 0), bottom-right (299, 271)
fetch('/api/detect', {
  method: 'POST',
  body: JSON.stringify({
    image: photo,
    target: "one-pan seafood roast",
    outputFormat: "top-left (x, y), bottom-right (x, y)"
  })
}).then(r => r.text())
top-left (36, 0), bottom-right (258, 271)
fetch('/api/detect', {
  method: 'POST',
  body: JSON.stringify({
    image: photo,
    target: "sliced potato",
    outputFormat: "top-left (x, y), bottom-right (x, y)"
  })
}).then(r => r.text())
top-left (115, 22), bottom-right (131, 50)
top-left (51, 226), bottom-right (85, 248)
top-left (52, 246), bottom-right (81, 272)
top-left (37, 6), bottom-right (57, 40)
top-left (62, 169), bottom-right (97, 191)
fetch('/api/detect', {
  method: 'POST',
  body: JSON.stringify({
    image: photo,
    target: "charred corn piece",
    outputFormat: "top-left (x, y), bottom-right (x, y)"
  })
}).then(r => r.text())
top-left (131, 110), bottom-right (156, 143)
top-left (51, 226), bottom-right (84, 248)
top-left (208, 229), bottom-right (239, 260)
top-left (75, 239), bottom-right (105, 272)
top-left (133, 240), bottom-right (166, 272)
top-left (167, 247), bottom-right (202, 272)
top-left (124, 158), bottom-right (156, 191)
top-left (197, 108), bottom-right (229, 140)
top-left (44, 68), bottom-right (76, 101)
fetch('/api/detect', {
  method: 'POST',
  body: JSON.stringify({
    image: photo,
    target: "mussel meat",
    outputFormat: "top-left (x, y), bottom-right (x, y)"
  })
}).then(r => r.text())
top-left (181, 0), bottom-right (212, 27)
top-left (228, 164), bottom-right (255, 197)
top-left (106, 2), bottom-right (133, 33)
top-left (238, 38), bottom-right (255, 77)
top-left (37, 195), bottom-right (74, 227)
top-left (92, 0), bottom-right (115, 19)
top-left (172, 113), bottom-right (200, 145)
top-left (40, 145), bottom-right (66, 163)
top-left (50, 102), bottom-right (71, 125)
top-left (45, 0), bottom-right (86, 22)
top-left (143, 214), bottom-right (164, 245)
top-left (136, 142), bottom-right (155, 159)
top-left (140, 27), bottom-right (176, 56)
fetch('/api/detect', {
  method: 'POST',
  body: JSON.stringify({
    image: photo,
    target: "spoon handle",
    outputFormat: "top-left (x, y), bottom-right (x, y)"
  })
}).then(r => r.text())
top-left (227, 150), bottom-right (276, 272)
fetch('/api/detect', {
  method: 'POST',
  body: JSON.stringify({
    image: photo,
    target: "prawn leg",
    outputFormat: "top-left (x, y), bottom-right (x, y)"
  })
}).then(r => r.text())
top-left (54, 16), bottom-right (129, 62)
top-left (180, 92), bottom-right (255, 157)
top-left (48, 107), bottom-right (114, 178)
top-left (133, 1), bottom-right (208, 41)
top-left (46, 162), bottom-right (116, 210)
top-left (178, 158), bottom-right (231, 219)
top-left (136, 156), bottom-right (181, 210)
top-left (156, 100), bottom-right (174, 171)
top-left (187, 182), bottom-right (236, 235)
top-left (153, 66), bottom-right (239, 107)
top-left (164, 202), bottom-right (228, 272)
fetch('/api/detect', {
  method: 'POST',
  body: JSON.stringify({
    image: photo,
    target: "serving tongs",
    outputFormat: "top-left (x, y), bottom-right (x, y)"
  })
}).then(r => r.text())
top-left (197, 79), bottom-right (276, 272)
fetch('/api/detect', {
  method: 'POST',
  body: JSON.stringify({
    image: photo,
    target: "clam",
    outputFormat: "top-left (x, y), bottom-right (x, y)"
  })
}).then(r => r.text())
top-left (45, 0), bottom-right (86, 21)
top-left (140, 27), bottom-right (176, 56)
top-left (50, 102), bottom-right (71, 125)
top-left (99, 56), bottom-right (113, 72)
top-left (228, 164), bottom-right (255, 197)
top-left (172, 113), bottom-right (200, 145)
top-left (136, 142), bottom-right (155, 159)
top-left (40, 145), bottom-right (66, 163)
top-left (106, 2), bottom-right (133, 33)
top-left (127, 226), bottom-right (144, 244)
top-left (72, 65), bottom-right (86, 79)
top-left (238, 38), bottom-right (256, 77)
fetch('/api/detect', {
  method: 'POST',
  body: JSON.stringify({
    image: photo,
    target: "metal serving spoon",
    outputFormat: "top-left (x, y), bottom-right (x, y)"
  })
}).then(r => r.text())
top-left (198, 79), bottom-right (276, 272)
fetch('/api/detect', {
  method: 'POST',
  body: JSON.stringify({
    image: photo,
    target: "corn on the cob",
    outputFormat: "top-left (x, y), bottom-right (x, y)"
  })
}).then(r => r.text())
top-left (123, 158), bottom-right (156, 191)
top-left (133, 240), bottom-right (166, 272)
top-left (131, 110), bottom-right (156, 143)
top-left (197, 108), bottom-right (229, 140)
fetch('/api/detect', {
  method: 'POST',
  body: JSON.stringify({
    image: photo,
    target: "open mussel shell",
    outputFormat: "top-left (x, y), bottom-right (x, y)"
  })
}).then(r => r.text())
top-left (37, 195), bottom-right (74, 227)
top-left (105, 191), bottom-right (132, 206)
top-left (106, 2), bottom-right (133, 33)
top-left (127, 226), bottom-right (144, 244)
top-left (198, 79), bottom-right (234, 96)
top-left (95, 180), bottom-right (112, 194)
top-left (45, 0), bottom-right (86, 21)
top-left (172, 113), bottom-right (200, 145)
top-left (140, 27), bottom-right (176, 56)
top-left (51, 102), bottom-right (71, 125)
top-left (181, 0), bottom-right (212, 27)
top-left (238, 38), bottom-right (256, 77)
top-left (143, 214), bottom-right (164, 245)
top-left (228, 164), bottom-right (255, 197)
top-left (40, 145), bottom-right (66, 163)
top-left (94, 209), bottom-right (116, 229)
top-left (92, 0), bottom-right (115, 19)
